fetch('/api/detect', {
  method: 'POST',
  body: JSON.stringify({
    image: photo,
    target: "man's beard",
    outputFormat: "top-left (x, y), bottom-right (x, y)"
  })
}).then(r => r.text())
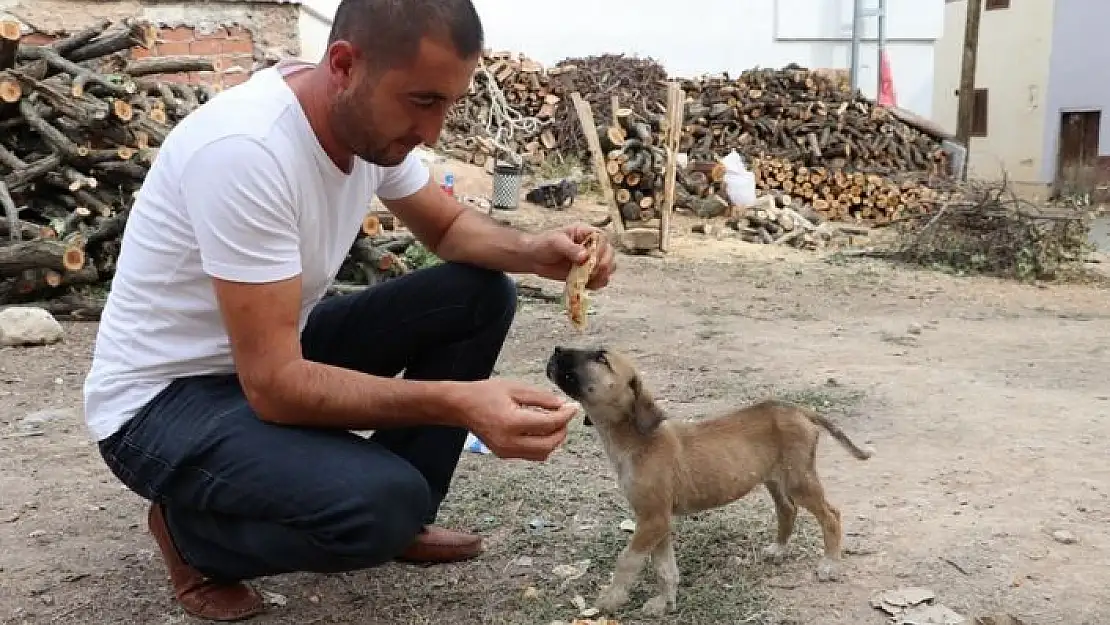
top-left (331, 93), bottom-right (409, 167)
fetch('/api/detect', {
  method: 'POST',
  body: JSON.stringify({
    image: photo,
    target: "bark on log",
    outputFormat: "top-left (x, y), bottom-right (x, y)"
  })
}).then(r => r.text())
top-left (0, 239), bottom-right (85, 277)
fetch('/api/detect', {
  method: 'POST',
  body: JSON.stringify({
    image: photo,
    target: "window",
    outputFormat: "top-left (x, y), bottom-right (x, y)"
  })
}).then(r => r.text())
top-left (971, 89), bottom-right (989, 137)
top-left (985, 0), bottom-right (1010, 10)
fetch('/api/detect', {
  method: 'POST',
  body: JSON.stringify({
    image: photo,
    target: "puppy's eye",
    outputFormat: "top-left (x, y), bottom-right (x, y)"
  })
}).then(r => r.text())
top-left (593, 352), bottom-right (609, 366)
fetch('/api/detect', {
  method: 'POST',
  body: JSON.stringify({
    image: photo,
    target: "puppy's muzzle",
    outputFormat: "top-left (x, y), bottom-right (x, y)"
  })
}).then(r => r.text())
top-left (546, 346), bottom-right (593, 426)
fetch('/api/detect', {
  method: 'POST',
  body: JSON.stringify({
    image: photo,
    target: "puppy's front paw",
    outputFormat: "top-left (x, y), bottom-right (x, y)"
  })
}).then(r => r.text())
top-left (815, 557), bottom-right (842, 582)
top-left (761, 543), bottom-right (788, 564)
top-left (596, 586), bottom-right (629, 613)
top-left (641, 595), bottom-right (674, 617)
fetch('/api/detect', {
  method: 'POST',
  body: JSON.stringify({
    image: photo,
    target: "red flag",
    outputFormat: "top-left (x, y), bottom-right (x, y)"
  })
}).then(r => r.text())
top-left (878, 50), bottom-right (897, 107)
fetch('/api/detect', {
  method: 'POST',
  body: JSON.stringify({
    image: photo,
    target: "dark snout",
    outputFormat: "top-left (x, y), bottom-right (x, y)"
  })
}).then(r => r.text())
top-left (545, 346), bottom-right (582, 398)
top-left (545, 346), bottom-right (593, 426)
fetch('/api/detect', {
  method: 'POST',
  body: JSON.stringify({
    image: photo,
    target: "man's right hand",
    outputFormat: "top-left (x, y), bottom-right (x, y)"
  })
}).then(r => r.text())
top-left (449, 379), bottom-right (579, 461)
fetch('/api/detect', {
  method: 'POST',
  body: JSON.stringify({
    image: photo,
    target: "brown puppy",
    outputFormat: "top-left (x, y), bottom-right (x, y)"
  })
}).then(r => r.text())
top-left (545, 345), bottom-right (873, 617)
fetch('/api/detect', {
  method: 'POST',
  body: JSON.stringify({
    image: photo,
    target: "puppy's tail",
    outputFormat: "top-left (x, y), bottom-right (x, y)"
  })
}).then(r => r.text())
top-left (802, 408), bottom-right (874, 460)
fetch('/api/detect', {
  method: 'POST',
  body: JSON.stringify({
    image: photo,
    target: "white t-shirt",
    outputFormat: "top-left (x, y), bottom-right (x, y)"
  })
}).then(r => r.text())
top-left (81, 59), bottom-right (431, 441)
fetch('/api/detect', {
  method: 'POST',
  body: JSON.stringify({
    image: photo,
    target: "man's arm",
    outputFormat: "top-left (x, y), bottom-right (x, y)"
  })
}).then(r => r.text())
top-left (379, 173), bottom-right (544, 274)
top-left (183, 136), bottom-right (463, 429)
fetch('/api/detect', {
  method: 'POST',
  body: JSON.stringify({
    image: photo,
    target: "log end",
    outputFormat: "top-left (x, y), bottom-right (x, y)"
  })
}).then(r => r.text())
top-left (63, 246), bottom-right (86, 272)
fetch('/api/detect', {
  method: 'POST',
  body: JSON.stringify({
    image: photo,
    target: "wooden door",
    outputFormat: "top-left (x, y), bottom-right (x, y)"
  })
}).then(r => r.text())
top-left (1055, 110), bottom-right (1101, 195)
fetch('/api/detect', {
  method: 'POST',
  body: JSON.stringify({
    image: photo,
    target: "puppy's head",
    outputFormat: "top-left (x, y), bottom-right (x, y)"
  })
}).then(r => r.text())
top-left (545, 346), bottom-right (664, 436)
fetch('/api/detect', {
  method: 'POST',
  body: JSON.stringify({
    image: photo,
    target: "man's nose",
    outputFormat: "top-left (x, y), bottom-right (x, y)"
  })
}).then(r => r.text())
top-left (417, 115), bottom-right (446, 147)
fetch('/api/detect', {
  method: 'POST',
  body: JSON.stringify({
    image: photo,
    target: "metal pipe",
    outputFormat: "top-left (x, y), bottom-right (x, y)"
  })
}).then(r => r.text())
top-left (849, 0), bottom-right (863, 93)
top-left (876, 0), bottom-right (887, 99)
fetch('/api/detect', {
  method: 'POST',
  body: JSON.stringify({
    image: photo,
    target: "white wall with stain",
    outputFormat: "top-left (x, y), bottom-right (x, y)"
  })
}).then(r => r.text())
top-left (932, 0), bottom-right (1057, 189)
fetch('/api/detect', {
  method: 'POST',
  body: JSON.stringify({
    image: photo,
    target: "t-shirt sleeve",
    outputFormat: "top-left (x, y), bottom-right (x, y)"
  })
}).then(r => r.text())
top-left (375, 151), bottom-right (431, 200)
top-left (179, 135), bottom-right (302, 284)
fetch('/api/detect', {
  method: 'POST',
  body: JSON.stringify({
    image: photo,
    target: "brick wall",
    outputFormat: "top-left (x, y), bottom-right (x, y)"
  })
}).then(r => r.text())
top-left (131, 25), bottom-right (259, 88)
top-left (1, 0), bottom-right (300, 89)
top-left (19, 24), bottom-right (260, 89)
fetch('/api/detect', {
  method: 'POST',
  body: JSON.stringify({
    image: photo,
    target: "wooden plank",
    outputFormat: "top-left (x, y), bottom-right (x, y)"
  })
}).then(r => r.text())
top-left (659, 81), bottom-right (684, 253)
top-left (569, 91), bottom-right (626, 237)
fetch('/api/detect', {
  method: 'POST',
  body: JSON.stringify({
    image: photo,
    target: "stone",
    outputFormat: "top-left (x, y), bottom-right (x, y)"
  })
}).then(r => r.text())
top-left (0, 307), bottom-right (64, 347)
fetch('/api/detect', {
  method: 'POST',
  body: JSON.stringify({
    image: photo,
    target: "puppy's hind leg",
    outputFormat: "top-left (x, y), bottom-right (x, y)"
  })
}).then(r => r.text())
top-left (641, 535), bottom-right (679, 617)
top-left (596, 518), bottom-right (670, 614)
top-left (760, 480), bottom-right (797, 564)
top-left (789, 473), bottom-right (844, 582)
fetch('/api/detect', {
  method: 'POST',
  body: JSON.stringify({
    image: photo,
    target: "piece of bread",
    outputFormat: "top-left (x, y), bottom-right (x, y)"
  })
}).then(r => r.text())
top-left (564, 231), bottom-right (602, 331)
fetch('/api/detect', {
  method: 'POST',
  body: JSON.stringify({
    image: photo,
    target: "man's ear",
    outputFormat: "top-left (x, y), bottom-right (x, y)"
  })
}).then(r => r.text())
top-left (629, 377), bottom-right (664, 436)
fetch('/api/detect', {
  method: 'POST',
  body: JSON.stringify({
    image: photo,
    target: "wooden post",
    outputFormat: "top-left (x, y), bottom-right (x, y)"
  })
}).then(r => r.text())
top-left (659, 81), bottom-right (684, 253)
top-left (955, 0), bottom-right (983, 177)
top-left (570, 91), bottom-right (626, 237)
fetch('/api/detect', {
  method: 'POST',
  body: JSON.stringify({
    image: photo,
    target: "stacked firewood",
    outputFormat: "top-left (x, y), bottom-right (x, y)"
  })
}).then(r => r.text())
top-left (546, 53), bottom-right (669, 156)
top-left (676, 65), bottom-right (947, 171)
top-left (0, 17), bottom-right (231, 308)
top-left (675, 152), bottom-right (943, 226)
top-left (438, 50), bottom-right (567, 168)
top-left (597, 106), bottom-right (672, 222)
top-left (437, 51), bottom-right (669, 169)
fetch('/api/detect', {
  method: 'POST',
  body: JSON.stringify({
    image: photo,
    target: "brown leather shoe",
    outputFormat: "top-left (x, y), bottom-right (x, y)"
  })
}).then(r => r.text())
top-left (147, 503), bottom-right (265, 622)
top-left (395, 525), bottom-right (483, 564)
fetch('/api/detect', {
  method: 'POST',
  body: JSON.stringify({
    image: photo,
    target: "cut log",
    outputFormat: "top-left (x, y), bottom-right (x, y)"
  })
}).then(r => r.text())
top-left (0, 239), bottom-right (86, 278)
top-left (17, 44), bottom-right (136, 98)
top-left (124, 55), bottom-right (216, 77)
top-left (0, 72), bottom-right (20, 103)
top-left (0, 19), bottom-right (19, 71)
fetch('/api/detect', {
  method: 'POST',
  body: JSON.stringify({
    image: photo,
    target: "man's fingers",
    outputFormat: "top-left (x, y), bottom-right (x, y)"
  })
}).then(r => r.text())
top-left (511, 384), bottom-right (570, 410)
top-left (514, 402), bottom-right (579, 437)
top-left (514, 426), bottom-right (570, 461)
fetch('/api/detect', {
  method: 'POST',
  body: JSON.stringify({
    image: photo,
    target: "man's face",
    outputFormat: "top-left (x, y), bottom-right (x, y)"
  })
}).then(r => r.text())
top-left (326, 36), bottom-right (477, 167)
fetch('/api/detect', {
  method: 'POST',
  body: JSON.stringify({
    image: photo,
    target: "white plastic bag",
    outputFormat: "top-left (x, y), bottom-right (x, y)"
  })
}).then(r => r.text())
top-left (721, 150), bottom-right (757, 208)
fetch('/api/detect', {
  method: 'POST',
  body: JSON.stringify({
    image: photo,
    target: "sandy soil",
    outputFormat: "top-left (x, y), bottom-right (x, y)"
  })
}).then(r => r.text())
top-left (2, 158), bottom-right (1109, 625)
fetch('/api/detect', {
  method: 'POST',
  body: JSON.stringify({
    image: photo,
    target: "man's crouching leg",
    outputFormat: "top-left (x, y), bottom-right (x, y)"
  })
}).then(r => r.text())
top-left (98, 376), bottom-right (435, 621)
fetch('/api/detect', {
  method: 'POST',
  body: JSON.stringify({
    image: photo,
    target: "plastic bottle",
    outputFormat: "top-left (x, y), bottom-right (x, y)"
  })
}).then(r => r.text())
top-left (441, 172), bottom-right (455, 197)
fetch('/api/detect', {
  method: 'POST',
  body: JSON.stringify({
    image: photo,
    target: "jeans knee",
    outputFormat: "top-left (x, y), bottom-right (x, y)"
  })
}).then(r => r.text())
top-left (441, 262), bottom-right (517, 327)
top-left (314, 465), bottom-right (432, 565)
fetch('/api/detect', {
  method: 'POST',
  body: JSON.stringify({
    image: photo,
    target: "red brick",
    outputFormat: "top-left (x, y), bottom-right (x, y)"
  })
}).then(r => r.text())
top-left (220, 37), bottom-right (253, 55)
top-left (159, 26), bottom-right (194, 43)
top-left (160, 74), bottom-right (188, 84)
top-left (223, 73), bottom-right (249, 87)
top-left (156, 41), bottom-right (192, 56)
top-left (225, 25), bottom-right (250, 39)
top-left (217, 53), bottom-right (253, 72)
top-left (190, 39), bottom-right (221, 55)
top-left (129, 45), bottom-right (152, 59)
top-left (194, 26), bottom-right (228, 40)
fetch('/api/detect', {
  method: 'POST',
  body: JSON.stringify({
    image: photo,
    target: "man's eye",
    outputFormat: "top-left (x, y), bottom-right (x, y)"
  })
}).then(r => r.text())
top-left (411, 97), bottom-right (438, 108)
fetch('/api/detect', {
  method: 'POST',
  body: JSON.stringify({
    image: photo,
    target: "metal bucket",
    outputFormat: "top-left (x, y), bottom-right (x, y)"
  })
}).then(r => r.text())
top-left (491, 162), bottom-right (524, 210)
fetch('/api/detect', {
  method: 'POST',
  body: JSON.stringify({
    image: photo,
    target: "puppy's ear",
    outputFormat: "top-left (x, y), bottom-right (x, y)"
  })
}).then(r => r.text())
top-left (629, 376), bottom-right (664, 436)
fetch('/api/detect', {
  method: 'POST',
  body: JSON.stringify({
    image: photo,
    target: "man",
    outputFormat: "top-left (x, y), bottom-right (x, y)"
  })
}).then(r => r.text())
top-left (82, 0), bottom-right (615, 620)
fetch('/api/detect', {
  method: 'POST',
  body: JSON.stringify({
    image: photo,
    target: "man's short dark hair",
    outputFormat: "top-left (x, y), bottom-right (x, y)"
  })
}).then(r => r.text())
top-left (327, 0), bottom-right (484, 68)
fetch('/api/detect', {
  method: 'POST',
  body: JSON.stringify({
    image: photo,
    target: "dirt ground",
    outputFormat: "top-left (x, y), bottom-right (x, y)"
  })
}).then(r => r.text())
top-left (3, 158), bottom-right (1110, 625)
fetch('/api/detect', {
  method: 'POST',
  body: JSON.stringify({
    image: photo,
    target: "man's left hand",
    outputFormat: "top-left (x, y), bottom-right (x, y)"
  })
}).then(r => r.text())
top-left (527, 223), bottom-right (616, 289)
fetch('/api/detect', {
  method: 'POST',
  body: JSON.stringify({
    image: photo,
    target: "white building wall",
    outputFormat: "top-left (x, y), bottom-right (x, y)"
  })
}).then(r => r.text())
top-left (296, 0), bottom-right (944, 117)
top-left (932, 0), bottom-right (1057, 188)
top-left (296, 0), bottom-right (338, 63)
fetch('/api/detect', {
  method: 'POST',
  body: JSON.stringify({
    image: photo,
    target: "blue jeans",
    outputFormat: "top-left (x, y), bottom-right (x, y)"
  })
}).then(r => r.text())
top-left (96, 262), bottom-right (517, 582)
